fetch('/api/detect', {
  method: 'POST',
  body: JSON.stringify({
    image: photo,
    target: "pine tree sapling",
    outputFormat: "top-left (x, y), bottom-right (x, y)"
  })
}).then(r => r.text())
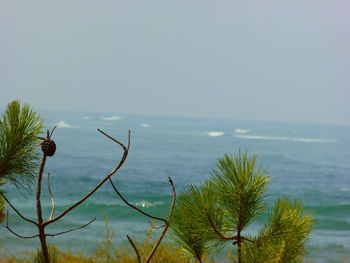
top-left (171, 151), bottom-right (314, 263)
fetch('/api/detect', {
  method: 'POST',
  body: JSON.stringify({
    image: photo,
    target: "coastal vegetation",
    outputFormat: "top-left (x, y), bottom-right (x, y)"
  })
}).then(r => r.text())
top-left (171, 152), bottom-right (314, 262)
top-left (0, 101), bottom-right (314, 262)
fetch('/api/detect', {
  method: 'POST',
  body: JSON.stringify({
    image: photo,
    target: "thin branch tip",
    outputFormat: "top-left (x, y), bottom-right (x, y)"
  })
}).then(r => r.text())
top-left (49, 126), bottom-right (57, 138)
top-left (109, 178), bottom-right (166, 222)
top-left (1, 213), bottom-right (39, 239)
top-left (46, 217), bottom-right (96, 237)
top-left (47, 173), bottom-right (55, 220)
top-left (127, 235), bottom-right (141, 263)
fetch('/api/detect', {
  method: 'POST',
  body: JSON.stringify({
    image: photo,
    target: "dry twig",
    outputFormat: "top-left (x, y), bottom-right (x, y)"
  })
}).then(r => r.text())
top-left (110, 176), bottom-right (176, 263)
top-left (1, 129), bottom-right (130, 263)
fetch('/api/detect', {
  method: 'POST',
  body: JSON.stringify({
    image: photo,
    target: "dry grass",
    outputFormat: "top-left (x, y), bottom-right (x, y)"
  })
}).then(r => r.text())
top-left (0, 222), bottom-right (217, 263)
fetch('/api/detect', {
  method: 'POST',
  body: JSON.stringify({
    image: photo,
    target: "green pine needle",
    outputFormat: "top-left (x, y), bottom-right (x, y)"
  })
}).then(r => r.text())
top-left (0, 100), bottom-right (44, 190)
top-left (210, 151), bottom-right (271, 232)
top-left (171, 151), bottom-right (314, 263)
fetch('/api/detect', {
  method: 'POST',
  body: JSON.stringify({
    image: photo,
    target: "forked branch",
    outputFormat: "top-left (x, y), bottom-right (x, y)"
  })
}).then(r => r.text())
top-left (1, 127), bottom-right (131, 263)
top-left (145, 177), bottom-right (176, 263)
top-left (111, 176), bottom-right (176, 263)
top-left (109, 178), bottom-right (166, 223)
top-left (44, 129), bottom-right (130, 226)
top-left (0, 210), bottom-right (39, 239)
top-left (0, 193), bottom-right (37, 225)
top-left (207, 216), bottom-right (254, 245)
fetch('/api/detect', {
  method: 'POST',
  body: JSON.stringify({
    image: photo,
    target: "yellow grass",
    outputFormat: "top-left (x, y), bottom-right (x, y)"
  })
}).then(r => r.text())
top-left (0, 222), bottom-right (217, 263)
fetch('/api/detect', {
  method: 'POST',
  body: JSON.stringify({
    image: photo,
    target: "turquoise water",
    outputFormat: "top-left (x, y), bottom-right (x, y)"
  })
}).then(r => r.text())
top-left (1, 111), bottom-right (349, 262)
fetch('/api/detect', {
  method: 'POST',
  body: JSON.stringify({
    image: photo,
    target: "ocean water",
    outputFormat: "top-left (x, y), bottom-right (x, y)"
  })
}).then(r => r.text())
top-left (1, 111), bottom-right (349, 262)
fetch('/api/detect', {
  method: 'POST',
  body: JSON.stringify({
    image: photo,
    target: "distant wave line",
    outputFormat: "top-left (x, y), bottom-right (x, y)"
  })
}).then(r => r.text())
top-left (234, 134), bottom-right (336, 143)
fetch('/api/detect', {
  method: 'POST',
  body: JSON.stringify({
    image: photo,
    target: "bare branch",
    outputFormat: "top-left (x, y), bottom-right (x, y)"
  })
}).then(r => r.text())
top-left (0, 211), bottom-right (38, 239)
top-left (47, 173), bottom-right (55, 220)
top-left (145, 177), bottom-right (176, 263)
top-left (127, 235), bottom-right (141, 263)
top-left (127, 130), bottom-right (131, 150)
top-left (46, 217), bottom-right (96, 237)
top-left (36, 154), bottom-right (47, 225)
top-left (49, 126), bottom-right (57, 139)
top-left (0, 193), bottom-right (37, 225)
top-left (44, 130), bottom-right (130, 226)
top-left (1, 223), bottom-right (39, 239)
top-left (166, 177), bottom-right (176, 225)
top-left (151, 224), bottom-right (166, 229)
top-left (97, 129), bottom-right (128, 152)
top-left (109, 178), bottom-right (166, 223)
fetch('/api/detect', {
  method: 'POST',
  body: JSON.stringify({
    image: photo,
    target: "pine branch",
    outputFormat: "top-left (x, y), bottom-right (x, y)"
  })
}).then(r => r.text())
top-left (0, 100), bottom-right (44, 190)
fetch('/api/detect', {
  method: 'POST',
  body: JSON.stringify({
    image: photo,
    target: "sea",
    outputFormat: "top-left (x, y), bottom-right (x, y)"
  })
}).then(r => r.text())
top-left (1, 110), bottom-right (349, 262)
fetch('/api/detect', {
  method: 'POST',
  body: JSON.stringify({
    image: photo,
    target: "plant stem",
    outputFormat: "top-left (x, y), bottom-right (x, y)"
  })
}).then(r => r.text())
top-left (237, 230), bottom-right (242, 263)
top-left (39, 226), bottom-right (49, 263)
top-left (36, 154), bottom-right (49, 263)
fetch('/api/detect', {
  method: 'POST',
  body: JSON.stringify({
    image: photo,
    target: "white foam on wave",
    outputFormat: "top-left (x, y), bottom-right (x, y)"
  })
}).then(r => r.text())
top-left (140, 123), bottom-right (152, 128)
top-left (234, 135), bottom-right (336, 143)
top-left (55, 120), bottom-right (78, 129)
top-left (83, 116), bottom-right (91, 120)
top-left (208, 131), bottom-right (225, 137)
top-left (135, 201), bottom-right (163, 208)
top-left (234, 128), bottom-right (251, 134)
top-left (101, 115), bottom-right (122, 121)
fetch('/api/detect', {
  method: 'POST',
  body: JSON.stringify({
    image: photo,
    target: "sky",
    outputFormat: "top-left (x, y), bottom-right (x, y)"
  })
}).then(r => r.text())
top-left (1, 0), bottom-right (349, 125)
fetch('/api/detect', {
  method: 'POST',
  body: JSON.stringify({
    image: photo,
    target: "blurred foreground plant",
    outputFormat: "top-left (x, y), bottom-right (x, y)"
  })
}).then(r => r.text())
top-left (171, 151), bottom-right (314, 263)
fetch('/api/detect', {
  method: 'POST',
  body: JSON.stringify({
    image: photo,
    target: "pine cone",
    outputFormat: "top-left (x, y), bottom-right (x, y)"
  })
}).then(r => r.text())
top-left (41, 139), bottom-right (56, 157)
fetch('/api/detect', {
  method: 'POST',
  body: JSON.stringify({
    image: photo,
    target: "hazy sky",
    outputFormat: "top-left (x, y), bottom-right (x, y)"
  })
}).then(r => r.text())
top-left (1, 0), bottom-right (349, 125)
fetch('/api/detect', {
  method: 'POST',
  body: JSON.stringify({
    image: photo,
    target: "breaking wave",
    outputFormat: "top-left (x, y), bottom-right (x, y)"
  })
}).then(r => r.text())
top-left (83, 116), bottom-right (91, 120)
top-left (135, 200), bottom-right (163, 207)
top-left (234, 135), bottom-right (336, 143)
top-left (101, 116), bottom-right (122, 121)
top-left (55, 120), bottom-right (78, 129)
top-left (140, 123), bottom-right (152, 128)
top-left (208, 131), bottom-right (225, 137)
top-left (234, 129), bottom-right (251, 134)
